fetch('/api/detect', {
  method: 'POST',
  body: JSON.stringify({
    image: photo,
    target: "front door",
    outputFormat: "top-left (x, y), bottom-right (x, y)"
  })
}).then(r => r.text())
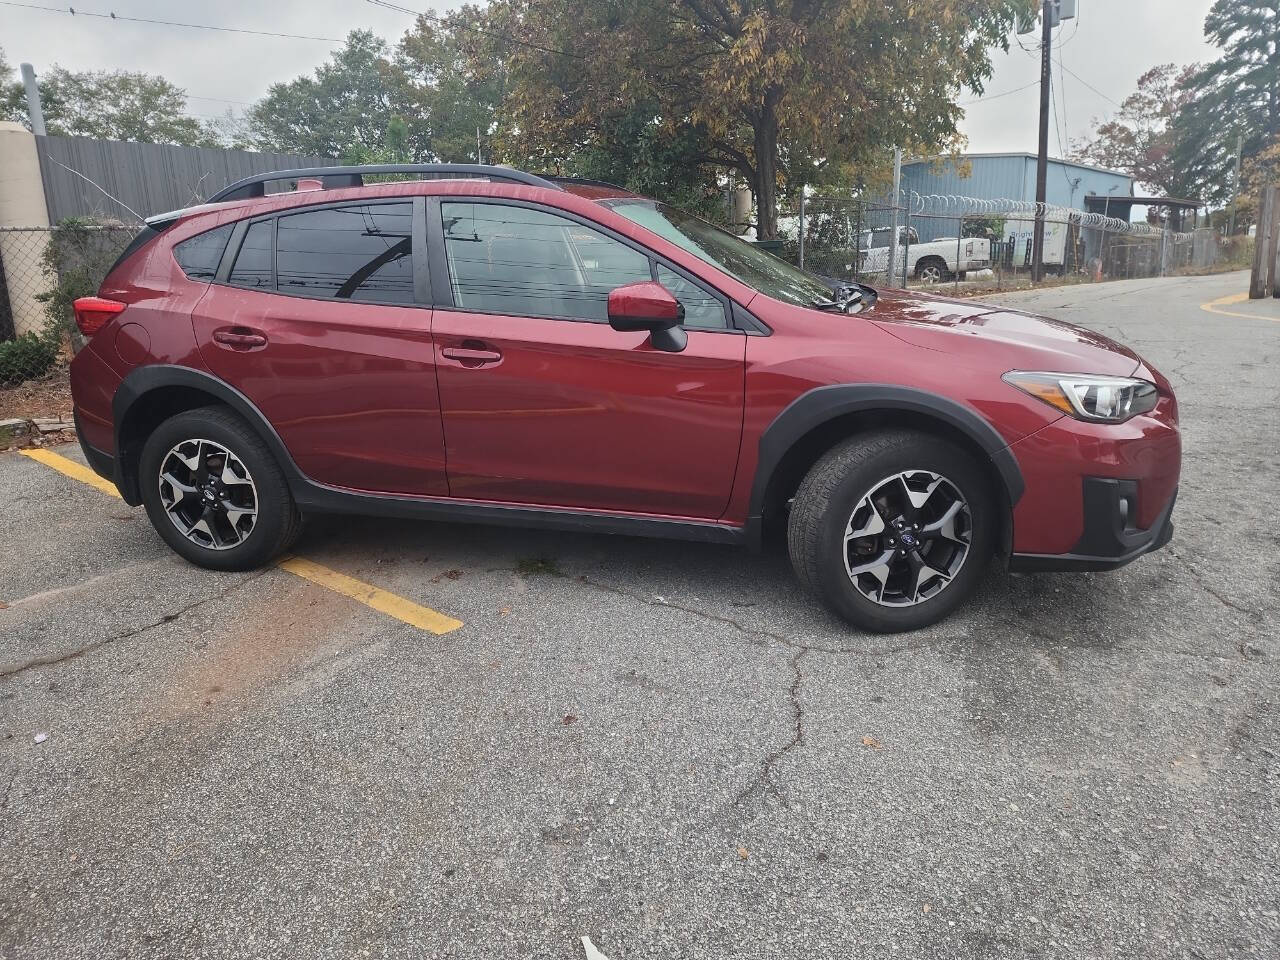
top-left (191, 200), bottom-right (447, 495)
top-left (431, 200), bottom-right (745, 519)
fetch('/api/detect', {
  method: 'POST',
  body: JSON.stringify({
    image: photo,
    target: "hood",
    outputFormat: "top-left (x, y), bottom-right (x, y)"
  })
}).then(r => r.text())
top-left (865, 288), bottom-right (1142, 378)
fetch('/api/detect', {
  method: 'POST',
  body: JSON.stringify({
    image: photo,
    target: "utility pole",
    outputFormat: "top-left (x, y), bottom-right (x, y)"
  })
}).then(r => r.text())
top-left (20, 63), bottom-right (46, 137)
top-left (887, 146), bottom-right (902, 285)
top-left (1031, 0), bottom-right (1052, 283)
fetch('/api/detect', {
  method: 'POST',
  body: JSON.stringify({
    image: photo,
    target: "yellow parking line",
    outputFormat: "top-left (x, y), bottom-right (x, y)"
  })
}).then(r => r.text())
top-left (1201, 291), bottom-right (1280, 322)
top-left (16, 446), bottom-right (462, 634)
top-left (19, 447), bottom-right (122, 498)
top-left (278, 556), bottom-right (463, 635)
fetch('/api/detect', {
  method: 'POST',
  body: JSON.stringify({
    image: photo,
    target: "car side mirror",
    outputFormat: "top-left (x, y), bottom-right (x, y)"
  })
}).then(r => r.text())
top-left (607, 281), bottom-right (687, 353)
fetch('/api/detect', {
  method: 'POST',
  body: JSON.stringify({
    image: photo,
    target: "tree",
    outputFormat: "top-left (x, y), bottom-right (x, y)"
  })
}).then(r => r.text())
top-left (392, 7), bottom-right (505, 163)
top-left (1072, 64), bottom-right (1199, 196)
top-left (2, 64), bottom-right (213, 145)
top-left (488, 0), bottom-right (1031, 239)
top-left (247, 31), bottom-right (398, 158)
top-left (1171, 0), bottom-right (1280, 208)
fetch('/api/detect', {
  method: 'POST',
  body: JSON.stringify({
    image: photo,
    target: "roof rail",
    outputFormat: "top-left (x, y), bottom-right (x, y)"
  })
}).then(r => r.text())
top-left (536, 175), bottom-right (630, 191)
top-left (205, 164), bottom-right (563, 204)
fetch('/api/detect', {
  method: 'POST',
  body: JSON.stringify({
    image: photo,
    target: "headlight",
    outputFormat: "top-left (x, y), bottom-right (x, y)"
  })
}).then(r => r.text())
top-left (1003, 371), bottom-right (1159, 423)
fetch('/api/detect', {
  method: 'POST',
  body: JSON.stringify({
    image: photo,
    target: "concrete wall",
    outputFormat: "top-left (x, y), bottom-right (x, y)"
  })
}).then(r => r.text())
top-left (0, 123), bottom-right (52, 337)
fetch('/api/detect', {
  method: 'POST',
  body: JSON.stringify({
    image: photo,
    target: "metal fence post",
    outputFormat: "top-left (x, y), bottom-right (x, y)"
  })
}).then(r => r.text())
top-left (954, 217), bottom-right (963, 294)
top-left (854, 203), bottom-right (862, 282)
top-left (901, 207), bottom-right (911, 287)
top-left (798, 189), bottom-right (805, 270)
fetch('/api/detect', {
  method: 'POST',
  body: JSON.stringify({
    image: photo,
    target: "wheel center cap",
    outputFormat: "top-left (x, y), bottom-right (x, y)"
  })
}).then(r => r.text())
top-left (899, 532), bottom-right (919, 549)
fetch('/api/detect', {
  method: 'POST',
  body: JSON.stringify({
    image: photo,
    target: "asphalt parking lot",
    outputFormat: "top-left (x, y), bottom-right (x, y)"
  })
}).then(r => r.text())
top-left (1, 270), bottom-right (1277, 959)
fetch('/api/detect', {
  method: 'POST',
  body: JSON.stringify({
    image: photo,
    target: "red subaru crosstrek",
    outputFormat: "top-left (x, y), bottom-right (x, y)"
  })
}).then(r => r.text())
top-left (68, 164), bottom-right (1180, 633)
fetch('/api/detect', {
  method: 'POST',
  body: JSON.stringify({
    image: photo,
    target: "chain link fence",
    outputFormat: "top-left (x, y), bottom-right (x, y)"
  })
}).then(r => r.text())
top-left (0, 222), bottom-right (136, 388)
top-left (778, 195), bottom-right (1246, 293)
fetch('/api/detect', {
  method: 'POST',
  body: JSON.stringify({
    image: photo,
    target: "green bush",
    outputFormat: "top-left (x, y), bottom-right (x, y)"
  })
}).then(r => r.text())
top-left (0, 332), bottom-right (60, 388)
top-left (37, 217), bottom-right (134, 341)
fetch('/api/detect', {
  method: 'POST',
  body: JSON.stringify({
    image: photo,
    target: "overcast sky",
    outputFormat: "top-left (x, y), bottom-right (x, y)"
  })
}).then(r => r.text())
top-left (2, 0), bottom-right (1220, 157)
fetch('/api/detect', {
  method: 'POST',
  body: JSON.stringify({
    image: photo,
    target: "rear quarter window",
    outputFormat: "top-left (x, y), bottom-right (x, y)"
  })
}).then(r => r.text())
top-left (173, 224), bottom-right (234, 281)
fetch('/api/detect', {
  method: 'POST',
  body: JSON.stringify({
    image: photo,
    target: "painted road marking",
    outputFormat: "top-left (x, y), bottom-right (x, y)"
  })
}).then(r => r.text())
top-left (1201, 291), bottom-right (1280, 322)
top-left (19, 447), bottom-right (122, 498)
top-left (278, 555), bottom-right (463, 635)
top-left (17, 447), bottom-right (463, 635)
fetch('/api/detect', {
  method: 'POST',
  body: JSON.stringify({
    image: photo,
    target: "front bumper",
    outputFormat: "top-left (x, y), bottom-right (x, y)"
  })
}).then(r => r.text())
top-left (1003, 387), bottom-right (1181, 572)
top-left (1009, 479), bottom-right (1176, 572)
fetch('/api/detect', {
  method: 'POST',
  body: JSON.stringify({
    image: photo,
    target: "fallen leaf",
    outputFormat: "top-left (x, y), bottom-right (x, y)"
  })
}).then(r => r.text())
top-left (861, 735), bottom-right (883, 750)
top-left (922, 903), bottom-right (932, 913)
top-left (0, 601), bottom-right (8, 609)
top-left (498, 606), bottom-right (511, 616)
top-left (737, 846), bottom-right (749, 860)
top-left (562, 714), bottom-right (578, 725)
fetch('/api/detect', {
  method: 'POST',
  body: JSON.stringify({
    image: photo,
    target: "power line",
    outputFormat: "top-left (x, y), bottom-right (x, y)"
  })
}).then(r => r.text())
top-left (0, 2), bottom-right (346, 43)
top-left (364, 0), bottom-right (585, 59)
top-left (1058, 62), bottom-right (1124, 109)
top-left (960, 79), bottom-right (1041, 106)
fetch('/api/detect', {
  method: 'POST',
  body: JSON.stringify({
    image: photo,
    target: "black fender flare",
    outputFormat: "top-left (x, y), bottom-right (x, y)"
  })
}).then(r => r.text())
top-left (111, 365), bottom-right (302, 504)
top-left (745, 383), bottom-right (1025, 541)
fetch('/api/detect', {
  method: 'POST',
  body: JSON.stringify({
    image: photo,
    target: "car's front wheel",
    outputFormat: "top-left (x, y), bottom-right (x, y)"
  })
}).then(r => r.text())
top-left (138, 406), bottom-right (301, 571)
top-left (787, 430), bottom-right (995, 633)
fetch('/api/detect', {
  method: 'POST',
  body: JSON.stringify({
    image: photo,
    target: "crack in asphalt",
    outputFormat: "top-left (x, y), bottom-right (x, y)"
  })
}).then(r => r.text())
top-left (0, 568), bottom-right (274, 681)
top-left (1167, 547), bottom-right (1264, 619)
top-left (569, 572), bottom-right (951, 657)
top-left (731, 647), bottom-right (808, 809)
top-left (523, 567), bottom-right (957, 812)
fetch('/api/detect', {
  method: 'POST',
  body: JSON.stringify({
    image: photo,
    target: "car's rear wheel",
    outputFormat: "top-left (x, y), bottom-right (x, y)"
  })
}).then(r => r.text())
top-left (139, 406), bottom-right (301, 571)
top-left (916, 258), bottom-right (949, 284)
top-left (787, 431), bottom-right (994, 633)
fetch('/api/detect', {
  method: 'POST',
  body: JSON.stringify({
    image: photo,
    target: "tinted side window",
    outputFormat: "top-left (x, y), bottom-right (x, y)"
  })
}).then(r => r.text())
top-left (655, 265), bottom-right (727, 330)
top-left (173, 224), bottom-right (233, 281)
top-left (441, 202), bottom-right (650, 321)
top-left (229, 220), bottom-right (273, 289)
top-left (276, 203), bottom-right (414, 304)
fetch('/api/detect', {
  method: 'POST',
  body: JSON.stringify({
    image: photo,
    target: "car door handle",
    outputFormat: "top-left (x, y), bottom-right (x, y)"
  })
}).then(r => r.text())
top-left (212, 327), bottom-right (268, 349)
top-left (440, 345), bottom-right (502, 365)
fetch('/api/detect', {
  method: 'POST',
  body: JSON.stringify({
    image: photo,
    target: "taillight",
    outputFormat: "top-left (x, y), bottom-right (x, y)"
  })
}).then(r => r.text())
top-left (72, 296), bottom-right (126, 336)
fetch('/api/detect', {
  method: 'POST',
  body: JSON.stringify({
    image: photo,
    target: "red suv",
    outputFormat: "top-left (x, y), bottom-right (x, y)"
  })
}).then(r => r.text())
top-left (69, 164), bottom-right (1180, 632)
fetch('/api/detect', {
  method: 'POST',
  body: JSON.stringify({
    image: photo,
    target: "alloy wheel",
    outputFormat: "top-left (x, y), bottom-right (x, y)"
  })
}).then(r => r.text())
top-left (843, 470), bottom-right (972, 606)
top-left (157, 438), bottom-right (258, 550)
top-left (919, 264), bottom-right (943, 284)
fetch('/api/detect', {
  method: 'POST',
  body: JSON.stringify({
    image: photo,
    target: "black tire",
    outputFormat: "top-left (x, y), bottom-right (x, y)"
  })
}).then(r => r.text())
top-left (138, 405), bottom-right (300, 571)
top-left (787, 430), bottom-right (995, 633)
top-left (914, 257), bottom-right (950, 284)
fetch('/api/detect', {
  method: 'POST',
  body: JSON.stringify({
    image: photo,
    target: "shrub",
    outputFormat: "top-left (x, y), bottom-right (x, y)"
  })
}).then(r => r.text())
top-left (36, 217), bottom-right (134, 341)
top-left (0, 332), bottom-right (60, 388)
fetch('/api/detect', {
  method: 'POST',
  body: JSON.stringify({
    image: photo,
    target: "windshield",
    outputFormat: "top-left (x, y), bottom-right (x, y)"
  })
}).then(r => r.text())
top-left (607, 200), bottom-right (836, 308)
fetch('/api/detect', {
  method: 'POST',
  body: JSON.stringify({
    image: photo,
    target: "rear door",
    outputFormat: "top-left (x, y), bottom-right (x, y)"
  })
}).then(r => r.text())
top-left (428, 198), bottom-right (745, 518)
top-left (191, 198), bottom-right (447, 495)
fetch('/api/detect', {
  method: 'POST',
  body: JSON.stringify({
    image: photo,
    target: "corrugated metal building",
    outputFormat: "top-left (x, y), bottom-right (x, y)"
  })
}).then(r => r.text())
top-left (901, 152), bottom-right (1134, 243)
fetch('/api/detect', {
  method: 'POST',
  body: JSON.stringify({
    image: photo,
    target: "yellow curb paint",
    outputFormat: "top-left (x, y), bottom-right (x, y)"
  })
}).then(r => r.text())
top-left (17, 446), bottom-right (463, 635)
top-left (19, 447), bottom-right (122, 498)
top-left (1201, 291), bottom-right (1280, 322)
top-left (277, 555), bottom-right (464, 635)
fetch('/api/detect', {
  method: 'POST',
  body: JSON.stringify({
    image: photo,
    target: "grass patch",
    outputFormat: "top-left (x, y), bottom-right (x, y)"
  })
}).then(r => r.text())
top-left (516, 556), bottom-right (561, 576)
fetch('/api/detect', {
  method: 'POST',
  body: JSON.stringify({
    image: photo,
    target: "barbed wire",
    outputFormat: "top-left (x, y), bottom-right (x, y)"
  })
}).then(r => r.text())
top-left (900, 192), bottom-right (1191, 240)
